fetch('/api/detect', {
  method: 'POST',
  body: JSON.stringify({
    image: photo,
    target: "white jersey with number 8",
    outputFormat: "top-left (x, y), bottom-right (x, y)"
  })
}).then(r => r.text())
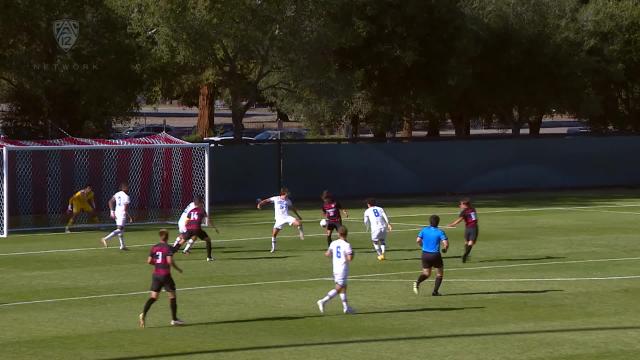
top-left (364, 206), bottom-right (389, 231)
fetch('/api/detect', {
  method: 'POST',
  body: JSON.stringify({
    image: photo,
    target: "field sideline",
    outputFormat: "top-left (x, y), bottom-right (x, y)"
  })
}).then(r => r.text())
top-left (1, 189), bottom-right (640, 359)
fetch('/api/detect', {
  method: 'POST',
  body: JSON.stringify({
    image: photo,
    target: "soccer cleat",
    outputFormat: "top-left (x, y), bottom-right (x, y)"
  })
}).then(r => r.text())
top-left (206, 257), bottom-right (214, 262)
top-left (317, 300), bottom-right (325, 314)
top-left (120, 247), bottom-right (129, 251)
top-left (138, 313), bottom-right (145, 328)
top-left (65, 226), bottom-right (71, 234)
top-left (170, 319), bottom-right (185, 326)
top-left (413, 282), bottom-right (419, 295)
top-left (183, 250), bottom-right (190, 255)
top-left (432, 291), bottom-right (442, 296)
top-left (462, 254), bottom-right (468, 263)
top-left (343, 307), bottom-right (356, 314)
top-left (377, 254), bottom-right (385, 261)
top-left (100, 237), bottom-right (108, 248)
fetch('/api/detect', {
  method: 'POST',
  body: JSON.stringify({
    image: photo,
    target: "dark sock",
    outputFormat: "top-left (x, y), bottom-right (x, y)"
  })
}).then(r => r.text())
top-left (170, 298), bottom-right (178, 321)
top-left (205, 241), bottom-right (212, 258)
top-left (142, 297), bottom-right (156, 316)
top-left (416, 274), bottom-right (428, 285)
top-left (433, 276), bottom-right (443, 293)
top-left (464, 245), bottom-right (473, 257)
top-left (326, 235), bottom-right (332, 246)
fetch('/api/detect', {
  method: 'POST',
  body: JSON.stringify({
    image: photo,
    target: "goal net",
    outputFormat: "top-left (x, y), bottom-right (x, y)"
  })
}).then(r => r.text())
top-left (0, 134), bottom-right (208, 236)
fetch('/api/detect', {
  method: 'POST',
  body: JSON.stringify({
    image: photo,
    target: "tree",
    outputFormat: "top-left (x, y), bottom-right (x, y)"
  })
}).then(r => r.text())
top-left (123, 0), bottom-right (293, 139)
top-left (0, 0), bottom-right (146, 139)
top-left (576, 0), bottom-right (640, 132)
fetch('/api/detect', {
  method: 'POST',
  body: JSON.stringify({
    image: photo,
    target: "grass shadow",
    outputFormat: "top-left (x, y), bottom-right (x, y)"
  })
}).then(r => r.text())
top-left (445, 290), bottom-right (563, 296)
top-left (102, 325), bottom-right (640, 360)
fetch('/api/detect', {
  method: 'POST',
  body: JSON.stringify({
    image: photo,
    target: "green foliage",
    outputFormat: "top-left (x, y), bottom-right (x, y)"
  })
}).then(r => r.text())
top-left (0, 0), bottom-right (146, 139)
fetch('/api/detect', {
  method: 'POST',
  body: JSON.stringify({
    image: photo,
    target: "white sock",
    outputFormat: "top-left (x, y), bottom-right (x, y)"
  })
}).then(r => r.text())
top-left (271, 237), bottom-right (276, 251)
top-left (298, 225), bottom-right (304, 233)
top-left (104, 229), bottom-right (121, 241)
top-left (373, 243), bottom-right (382, 256)
top-left (339, 292), bottom-right (348, 310)
top-left (184, 239), bottom-right (194, 252)
top-left (321, 289), bottom-right (338, 303)
top-left (380, 244), bottom-right (386, 254)
top-left (118, 234), bottom-right (125, 249)
top-left (173, 237), bottom-right (181, 247)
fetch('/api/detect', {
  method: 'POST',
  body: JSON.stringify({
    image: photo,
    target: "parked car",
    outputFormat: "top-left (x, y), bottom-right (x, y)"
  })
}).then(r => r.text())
top-left (254, 129), bottom-right (307, 141)
top-left (204, 136), bottom-right (256, 146)
top-left (221, 129), bottom-right (262, 138)
top-left (118, 125), bottom-right (175, 138)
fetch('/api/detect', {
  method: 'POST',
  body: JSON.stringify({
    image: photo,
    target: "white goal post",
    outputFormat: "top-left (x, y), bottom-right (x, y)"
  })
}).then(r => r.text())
top-left (0, 141), bottom-right (208, 237)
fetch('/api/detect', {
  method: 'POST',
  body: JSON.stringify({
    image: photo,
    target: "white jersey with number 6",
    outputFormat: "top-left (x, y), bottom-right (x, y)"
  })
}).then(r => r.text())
top-left (269, 196), bottom-right (292, 220)
top-left (329, 239), bottom-right (352, 274)
top-left (113, 191), bottom-right (130, 217)
top-left (364, 206), bottom-right (389, 231)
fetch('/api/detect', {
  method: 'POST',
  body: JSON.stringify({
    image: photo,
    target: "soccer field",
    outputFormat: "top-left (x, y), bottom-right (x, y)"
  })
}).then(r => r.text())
top-left (2, 190), bottom-right (640, 360)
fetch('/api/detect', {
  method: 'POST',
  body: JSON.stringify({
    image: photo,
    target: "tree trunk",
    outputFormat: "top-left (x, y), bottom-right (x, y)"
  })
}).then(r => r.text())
top-left (426, 113), bottom-right (441, 137)
top-left (402, 116), bottom-right (413, 137)
top-left (196, 83), bottom-right (215, 138)
top-left (528, 113), bottom-right (543, 136)
top-left (230, 92), bottom-right (247, 141)
top-left (451, 112), bottom-right (470, 137)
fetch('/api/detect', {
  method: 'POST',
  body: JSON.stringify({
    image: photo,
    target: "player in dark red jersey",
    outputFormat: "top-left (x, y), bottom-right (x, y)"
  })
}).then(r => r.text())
top-left (139, 229), bottom-right (184, 328)
top-left (447, 198), bottom-right (479, 263)
top-left (173, 196), bottom-right (218, 262)
top-left (321, 190), bottom-right (349, 246)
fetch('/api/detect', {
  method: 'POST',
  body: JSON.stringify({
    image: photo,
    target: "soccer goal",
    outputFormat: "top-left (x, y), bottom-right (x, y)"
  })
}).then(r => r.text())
top-left (0, 136), bottom-right (208, 237)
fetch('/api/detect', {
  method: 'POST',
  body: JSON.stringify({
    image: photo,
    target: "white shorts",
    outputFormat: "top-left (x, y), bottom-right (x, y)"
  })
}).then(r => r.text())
top-left (115, 215), bottom-right (127, 227)
top-left (274, 216), bottom-right (297, 230)
top-left (333, 271), bottom-right (349, 286)
top-left (371, 228), bottom-right (387, 241)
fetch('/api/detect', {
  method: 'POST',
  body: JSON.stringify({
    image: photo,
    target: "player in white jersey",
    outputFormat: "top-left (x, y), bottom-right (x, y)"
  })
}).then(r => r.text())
top-left (173, 201), bottom-right (196, 247)
top-left (256, 188), bottom-right (304, 253)
top-left (316, 226), bottom-right (354, 314)
top-left (101, 183), bottom-right (131, 250)
top-left (363, 198), bottom-right (392, 261)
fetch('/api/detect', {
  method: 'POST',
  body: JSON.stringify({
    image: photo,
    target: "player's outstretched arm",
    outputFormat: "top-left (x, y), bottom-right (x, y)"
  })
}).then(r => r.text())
top-left (448, 217), bottom-right (463, 227)
top-left (292, 207), bottom-right (303, 220)
top-left (147, 256), bottom-right (154, 265)
top-left (168, 255), bottom-right (182, 273)
top-left (416, 237), bottom-right (423, 248)
top-left (256, 198), bottom-right (272, 209)
top-left (324, 249), bottom-right (332, 257)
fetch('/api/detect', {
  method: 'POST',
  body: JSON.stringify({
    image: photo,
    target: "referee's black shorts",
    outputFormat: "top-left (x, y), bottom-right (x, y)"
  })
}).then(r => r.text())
top-left (421, 251), bottom-right (444, 269)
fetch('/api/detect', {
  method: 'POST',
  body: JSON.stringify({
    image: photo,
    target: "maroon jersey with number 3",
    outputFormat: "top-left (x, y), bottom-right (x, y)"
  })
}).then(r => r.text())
top-left (322, 202), bottom-right (343, 223)
top-left (150, 243), bottom-right (173, 276)
top-left (459, 208), bottom-right (478, 228)
top-left (186, 207), bottom-right (207, 231)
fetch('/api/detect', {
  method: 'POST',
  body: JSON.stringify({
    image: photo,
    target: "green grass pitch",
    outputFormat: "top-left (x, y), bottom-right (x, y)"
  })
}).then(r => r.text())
top-left (2, 190), bottom-right (640, 359)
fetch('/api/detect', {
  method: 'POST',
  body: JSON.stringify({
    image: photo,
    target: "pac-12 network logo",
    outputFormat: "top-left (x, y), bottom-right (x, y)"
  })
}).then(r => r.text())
top-left (53, 19), bottom-right (79, 52)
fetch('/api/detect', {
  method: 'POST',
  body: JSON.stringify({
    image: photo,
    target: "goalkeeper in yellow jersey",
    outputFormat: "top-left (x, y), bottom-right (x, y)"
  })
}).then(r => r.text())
top-left (66, 185), bottom-right (99, 233)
